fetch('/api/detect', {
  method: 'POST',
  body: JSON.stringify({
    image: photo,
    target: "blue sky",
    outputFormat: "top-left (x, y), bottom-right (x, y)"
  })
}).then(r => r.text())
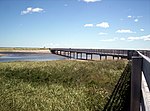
top-left (0, 0), bottom-right (150, 49)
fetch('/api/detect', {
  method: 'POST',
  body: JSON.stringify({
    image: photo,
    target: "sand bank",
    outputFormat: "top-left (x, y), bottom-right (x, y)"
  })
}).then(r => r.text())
top-left (0, 50), bottom-right (51, 54)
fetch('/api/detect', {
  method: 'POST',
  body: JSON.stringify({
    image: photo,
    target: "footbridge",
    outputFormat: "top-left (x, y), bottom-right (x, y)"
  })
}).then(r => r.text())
top-left (50, 48), bottom-right (150, 111)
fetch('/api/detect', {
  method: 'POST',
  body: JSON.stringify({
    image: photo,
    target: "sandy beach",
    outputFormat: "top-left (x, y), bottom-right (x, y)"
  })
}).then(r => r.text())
top-left (0, 50), bottom-right (51, 54)
top-left (0, 54), bottom-right (6, 57)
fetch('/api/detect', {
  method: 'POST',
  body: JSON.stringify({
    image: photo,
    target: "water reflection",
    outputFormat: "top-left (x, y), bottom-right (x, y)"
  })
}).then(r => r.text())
top-left (0, 52), bottom-right (67, 62)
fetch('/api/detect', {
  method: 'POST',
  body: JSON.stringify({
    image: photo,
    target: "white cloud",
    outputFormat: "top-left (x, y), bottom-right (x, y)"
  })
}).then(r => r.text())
top-left (21, 7), bottom-right (44, 15)
top-left (100, 38), bottom-right (118, 42)
top-left (137, 16), bottom-right (143, 18)
top-left (98, 32), bottom-right (108, 35)
top-left (120, 38), bottom-right (126, 41)
top-left (127, 15), bottom-right (132, 18)
top-left (96, 22), bottom-right (109, 28)
top-left (140, 29), bottom-right (144, 31)
top-left (32, 8), bottom-right (43, 12)
top-left (134, 19), bottom-right (138, 22)
top-left (128, 34), bottom-right (150, 41)
top-left (81, 0), bottom-right (101, 3)
top-left (84, 24), bottom-right (94, 27)
top-left (116, 29), bottom-right (135, 33)
top-left (127, 15), bottom-right (143, 19)
top-left (127, 15), bottom-right (142, 22)
top-left (101, 37), bottom-right (127, 42)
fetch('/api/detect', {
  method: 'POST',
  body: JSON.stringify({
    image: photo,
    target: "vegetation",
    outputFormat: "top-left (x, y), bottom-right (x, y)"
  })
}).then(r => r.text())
top-left (0, 60), bottom-right (127, 111)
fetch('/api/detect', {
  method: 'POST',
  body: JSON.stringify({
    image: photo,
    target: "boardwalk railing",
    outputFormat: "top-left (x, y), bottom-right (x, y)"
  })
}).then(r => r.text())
top-left (131, 51), bottom-right (150, 111)
top-left (50, 48), bottom-right (150, 111)
top-left (50, 48), bottom-right (137, 60)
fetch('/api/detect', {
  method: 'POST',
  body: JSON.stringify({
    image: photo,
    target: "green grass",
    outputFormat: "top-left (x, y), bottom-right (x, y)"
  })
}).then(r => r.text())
top-left (0, 60), bottom-right (127, 111)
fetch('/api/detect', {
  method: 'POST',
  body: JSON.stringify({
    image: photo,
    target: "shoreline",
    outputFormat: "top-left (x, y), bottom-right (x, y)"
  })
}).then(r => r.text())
top-left (0, 49), bottom-right (51, 54)
top-left (0, 54), bottom-right (6, 57)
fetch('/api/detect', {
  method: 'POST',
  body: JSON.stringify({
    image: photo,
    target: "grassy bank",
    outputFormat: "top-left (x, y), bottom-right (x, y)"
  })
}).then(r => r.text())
top-left (0, 60), bottom-right (127, 111)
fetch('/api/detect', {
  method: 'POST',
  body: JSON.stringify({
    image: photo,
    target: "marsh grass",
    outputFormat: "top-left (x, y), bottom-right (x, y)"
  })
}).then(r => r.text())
top-left (0, 60), bottom-right (127, 111)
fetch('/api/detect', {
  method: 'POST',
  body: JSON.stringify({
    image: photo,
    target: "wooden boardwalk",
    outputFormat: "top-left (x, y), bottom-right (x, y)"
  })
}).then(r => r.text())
top-left (51, 48), bottom-right (134, 60)
top-left (50, 48), bottom-right (150, 111)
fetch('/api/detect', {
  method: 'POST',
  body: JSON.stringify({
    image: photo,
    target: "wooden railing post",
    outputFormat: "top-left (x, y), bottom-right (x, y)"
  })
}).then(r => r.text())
top-left (128, 50), bottom-right (133, 60)
top-left (130, 56), bottom-right (142, 111)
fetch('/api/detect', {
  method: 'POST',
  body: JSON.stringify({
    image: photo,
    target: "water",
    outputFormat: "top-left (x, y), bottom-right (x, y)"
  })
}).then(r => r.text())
top-left (0, 52), bottom-right (68, 62)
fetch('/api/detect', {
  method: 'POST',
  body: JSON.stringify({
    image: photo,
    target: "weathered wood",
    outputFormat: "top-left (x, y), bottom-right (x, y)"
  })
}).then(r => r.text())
top-left (73, 52), bottom-right (75, 58)
top-left (69, 51), bottom-right (72, 58)
top-left (117, 56), bottom-right (119, 59)
top-left (76, 52), bottom-right (78, 59)
top-left (143, 57), bottom-right (150, 90)
top-left (105, 56), bottom-right (107, 60)
top-left (86, 54), bottom-right (88, 60)
top-left (80, 53), bottom-right (82, 59)
top-left (138, 51), bottom-right (150, 90)
top-left (91, 54), bottom-right (93, 60)
top-left (113, 56), bottom-right (115, 60)
top-left (51, 48), bottom-right (129, 59)
top-left (100, 55), bottom-right (101, 60)
top-left (51, 48), bottom-right (150, 60)
top-left (63, 51), bottom-right (65, 56)
top-left (141, 73), bottom-right (150, 111)
top-left (131, 56), bottom-right (142, 111)
top-left (65, 51), bottom-right (67, 56)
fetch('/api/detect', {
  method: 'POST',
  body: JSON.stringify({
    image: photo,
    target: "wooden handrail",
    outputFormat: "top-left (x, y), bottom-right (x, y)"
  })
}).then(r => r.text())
top-left (134, 51), bottom-right (150, 111)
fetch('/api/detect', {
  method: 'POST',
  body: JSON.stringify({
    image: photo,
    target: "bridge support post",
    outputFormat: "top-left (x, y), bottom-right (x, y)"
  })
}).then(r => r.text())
top-left (128, 50), bottom-right (137, 60)
top-left (117, 56), bottom-right (119, 60)
top-left (91, 54), bottom-right (93, 60)
top-left (81, 53), bottom-right (82, 59)
top-left (56, 50), bottom-right (58, 55)
top-left (100, 55), bottom-right (101, 60)
top-left (130, 56), bottom-right (142, 111)
top-left (113, 56), bottom-right (114, 60)
top-left (105, 56), bottom-right (107, 60)
top-left (86, 54), bottom-right (88, 60)
top-left (73, 52), bottom-right (75, 58)
top-left (65, 51), bottom-right (67, 57)
top-left (71, 52), bottom-right (72, 58)
top-left (67, 52), bottom-right (69, 57)
top-left (69, 51), bottom-right (71, 58)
